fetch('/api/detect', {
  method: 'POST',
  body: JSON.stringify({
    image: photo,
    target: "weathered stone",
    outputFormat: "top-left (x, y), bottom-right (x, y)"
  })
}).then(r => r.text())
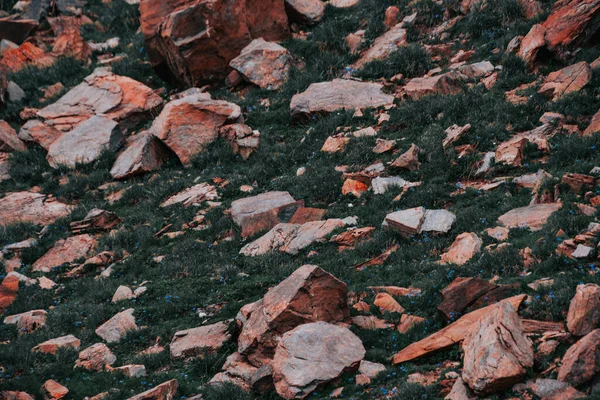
top-left (111, 285), bottom-right (134, 303)
top-left (542, 0), bottom-right (600, 56)
top-left (497, 203), bottom-right (562, 231)
top-left (127, 379), bottom-right (178, 400)
top-left (0, 192), bottom-right (71, 226)
top-left (52, 28), bottom-right (91, 62)
top-left (390, 143), bottom-right (421, 171)
top-left (458, 61), bottom-right (494, 78)
top-left (95, 308), bottom-right (138, 343)
top-left (443, 124), bottom-right (471, 149)
top-left (342, 178), bottom-right (368, 197)
top-left (371, 176), bottom-right (411, 194)
top-left (32, 335), bottom-right (80, 354)
top-left (0, 120), bottom-right (26, 152)
top-left (397, 314), bottom-right (425, 333)
top-left (272, 322), bottom-right (365, 399)
top-left (289, 207), bottom-right (326, 224)
top-left (566, 284), bottom-right (600, 336)
top-left (0, 391), bottom-right (35, 400)
top-left (110, 132), bottom-right (172, 179)
top-left (330, 227), bottom-right (375, 248)
top-left (421, 210), bottom-right (456, 234)
top-left (438, 277), bottom-right (500, 321)
top-left (284, 0), bottom-right (324, 24)
top-left (70, 209), bottom-right (122, 234)
top-left (160, 182), bottom-right (219, 208)
top-left (538, 62), bottom-right (592, 101)
top-left (321, 136), bottom-right (350, 153)
top-left (352, 315), bottom-right (393, 330)
top-left (352, 23), bottom-right (407, 69)
top-left (290, 79), bottom-right (394, 119)
top-left (229, 39), bottom-right (292, 90)
top-left (374, 292), bottom-right (405, 314)
top-left (514, 379), bottom-right (585, 400)
top-left (384, 207), bottom-right (425, 237)
top-left (0, 274), bottom-right (19, 313)
top-left (219, 123), bottom-right (260, 160)
top-left (404, 71), bottom-right (465, 100)
top-left (440, 233), bottom-right (482, 265)
top-left (32, 234), bottom-right (97, 272)
top-left (114, 364), bottom-right (146, 378)
top-left (170, 320), bottom-right (231, 359)
top-left (209, 352), bottom-right (258, 391)
top-left (18, 120), bottom-right (62, 150)
top-left (3, 309), bottom-right (47, 333)
top-left (384, 6), bottom-right (400, 29)
top-left (41, 379), bottom-right (68, 400)
top-left (558, 329), bottom-right (600, 387)
top-left (0, 42), bottom-right (54, 72)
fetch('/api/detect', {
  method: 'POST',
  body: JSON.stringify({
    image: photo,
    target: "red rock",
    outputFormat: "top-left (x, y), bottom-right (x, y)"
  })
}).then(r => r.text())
top-left (538, 62), bottom-right (592, 101)
top-left (584, 108), bottom-right (600, 136)
top-left (440, 233), bottom-right (482, 265)
top-left (127, 379), bottom-right (178, 400)
top-left (229, 39), bottom-right (292, 90)
top-left (209, 352), bottom-right (258, 391)
top-left (561, 173), bottom-right (595, 194)
top-left (284, 0), bottom-right (324, 24)
top-left (342, 179), bottom-right (368, 197)
top-left (330, 227), bottom-right (375, 248)
top-left (139, 0), bottom-right (289, 86)
top-left (372, 138), bottom-right (396, 154)
top-left (70, 209), bottom-right (122, 233)
top-left (352, 23), bottom-right (407, 69)
top-left (0, 120), bottom-right (26, 152)
top-left (272, 322), bottom-right (365, 399)
top-left (321, 136), bottom-right (350, 153)
top-left (0, 192), bottom-right (70, 227)
top-left (497, 203), bottom-right (561, 231)
top-left (18, 120), bottom-right (62, 150)
top-left (52, 28), bottom-right (91, 62)
top-left (219, 123), bottom-right (260, 160)
top-left (0, 392), bottom-right (35, 400)
top-left (151, 92), bottom-right (242, 165)
top-left (110, 132), bottom-right (172, 179)
top-left (0, 274), bottom-right (19, 313)
top-left (541, 0), bottom-right (600, 55)
top-left (32, 335), bottom-right (80, 354)
top-left (3, 309), bottom-right (47, 333)
top-left (566, 283), bottom-right (600, 336)
top-left (374, 292), bottom-right (405, 314)
top-left (384, 6), bottom-right (400, 29)
top-left (160, 183), bottom-right (219, 208)
top-left (170, 320), bottom-right (231, 359)
top-left (352, 315), bottom-right (394, 330)
top-left (392, 295), bottom-right (526, 364)
top-left (438, 277), bottom-right (499, 321)
top-left (231, 191), bottom-right (303, 238)
top-left (443, 124), bottom-right (471, 149)
top-left (95, 308), bottom-right (138, 343)
top-left (514, 379), bottom-right (585, 400)
top-left (0, 42), bottom-right (54, 72)
top-left (390, 143), bottom-right (421, 171)
top-left (521, 319), bottom-right (566, 334)
top-left (289, 207), bottom-right (326, 224)
top-left (397, 314), bottom-right (425, 333)
top-left (32, 234), bottom-right (97, 272)
top-left (558, 329), bottom-right (600, 387)
top-left (404, 71), bottom-right (465, 100)
top-left (41, 380), bottom-right (68, 400)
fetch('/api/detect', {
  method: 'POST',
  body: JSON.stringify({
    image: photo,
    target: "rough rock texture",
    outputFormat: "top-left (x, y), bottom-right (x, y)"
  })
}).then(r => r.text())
top-left (566, 283), bottom-right (600, 336)
top-left (231, 191), bottom-right (303, 238)
top-left (160, 183), bottom-right (219, 208)
top-left (46, 115), bottom-right (124, 168)
top-left (404, 71), bottom-right (465, 100)
top-left (114, 364), bottom-right (147, 378)
top-left (52, 28), bottom-right (91, 62)
top-left (518, 24), bottom-right (546, 66)
top-left (391, 143), bottom-right (421, 171)
top-left (538, 62), bottom-right (591, 101)
top-left (272, 322), bottom-right (365, 399)
top-left (110, 132), bottom-right (172, 179)
top-left (290, 79), bottom-right (395, 119)
top-left (541, 0), bottom-right (600, 55)
top-left (584, 108), bottom-right (600, 136)
top-left (352, 23), bottom-right (407, 69)
top-left (139, 0), bottom-right (289, 86)
top-left (219, 124), bottom-right (260, 159)
top-left (438, 277), bottom-right (500, 321)
top-left (95, 308), bottom-right (138, 343)
top-left (462, 302), bottom-right (533, 394)
top-left (3, 309), bottom-right (47, 333)
top-left (0, 192), bottom-right (64, 227)
top-left (0, 42), bottom-right (54, 72)
top-left (515, 379), bottom-right (585, 400)
top-left (0, 120), bottom-right (26, 152)
top-left (70, 209), bottom-right (122, 234)
top-left (209, 352), bottom-right (259, 391)
top-left (74, 343), bottom-right (116, 371)
top-left (440, 233), bottom-right (482, 265)
top-left (170, 320), bottom-right (231, 359)
top-left (41, 379), bottom-right (68, 400)
top-left (374, 292), bottom-right (405, 313)
top-left (558, 329), bottom-right (600, 387)
top-left (237, 265), bottom-right (350, 367)
top-left (0, 274), bottom-right (19, 313)
top-left (32, 234), bottom-right (97, 272)
top-left (150, 92), bottom-right (242, 165)
top-left (384, 207), bottom-right (425, 237)
top-left (0, 391), bottom-right (35, 400)
top-left (284, 0), bottom-right (325, 24)
top-left (127, 379), bottom-right (178, 400)
top-left (497, 203), bottom-right (562, 231)
top-left (229, 39), bottom-right (292, 90)
top-left (32, 335), bottom-right (81, 354)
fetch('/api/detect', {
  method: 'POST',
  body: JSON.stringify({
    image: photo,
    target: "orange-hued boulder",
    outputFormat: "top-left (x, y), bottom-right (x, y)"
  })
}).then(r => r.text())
top-left (538, 62), bottom-right (591, 101)
top-left (541, 0), bottom-right (600, 54)
top-left (41, 380), bottom-right (68, 400)
top-left (32, 234), bottom-right (97, 272)
top-left (32, 334), bottom-right (81, 354)
top-left (558, 329), bottom-right (600, 387)
top-left (566, 284), bottom-right (600, 336)
top-left (0, 42), bottom-right (54, 72)
top-left (52, 28), bottom-right (91, 62)
top-left (0, 274), bottom-right (19, 313)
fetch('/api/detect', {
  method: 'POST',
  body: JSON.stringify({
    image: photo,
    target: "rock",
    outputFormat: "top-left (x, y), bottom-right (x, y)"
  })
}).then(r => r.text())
top-left (18, 120), bottom-right (62, 150)
top-left (421, 210), bottom-right (456, 234)
top-left (32, 335), bottom-right (80, 354)
top-left (538, 62), bottom-right (591, 101)
top-left (231, 191), bottom-right (303, 238)
top-left (458, 61), bottom-right (494, 78)
top-left (237, 265), bottom-right (350, 367)
top-left (558, 329), bottom-right (600, 387)
top-left (345, 30), bottom-right (365, 55)
top-left (330, 227), bottom-right (375, 248)
top-left (321, 136), bottom-right (350, 153)
top-left (371, 176), bottom-right (411, 194)
top-left (0, 120), bottom-right (26, 152)
top-left (462, 302), bottom-right (533, 394)
top-left (229, 39), bottom-right (292, 90)
top-left (0, 42), bottom-right (54, 72)
top-left (70, 209), bottom-right (122, 233)
top-left (392, 294), bottom-right (526, 364)
top-left (440, 233), bottom-right (482, 265)
top-left (342, 179), bottom-right (368, 197)
top-left (404, 71), bottom-right (465, 100)
top-left (562, 172), bottom-right (594, 193)
top-left (127, 379), bottom-right (178, 400)
top-left (0, 18), bottom-right (38, 45)
top-left (3, 309), bottom-right (47, 333)
top-left (7, 81), bottom-right (26, 103)
top-left (397, 314), bottom-right (425, 333)
top-left (52, 28), bottom-right (91, 62)
top-left (37, 69), bottom-right (163, 132)
top-left (272, 322), bottom-right (365, 399)
top-left (519, 0), bottom-right (543, 19)
top-left (566, 284), bottom-right (600, 337)
top-left (372, 138), bottom-right (397, 154)
top-left (514, 169), bottom-right (552, 191)
top-left (584, 108), bottom-right (600, 136)
top-left (170, 320), bottom-right (231, 359)
top-left (110, 132), bottom-right (172, 179)
top-left (0, 392), bottom-right (35, 400)
top-left (374, 292), bottom-right (405, 313)
top-left (95, 308), bottom-right (138, 343)
top-left (443, 124), bottom-right (471, 149)
top-left (112, 285), bottom-right (134, 303)
top-left (390, 143), bottom-right (421, 171)
top-left (384, 207), bottom-right (425, 237)
top-left (284, 0), bottom-right (324, 24)
top-left (359, 360), bottom-right (386, 378)
top-left (209, 352), bottom-right (258, 391)
top-left (290, 79), bottom-right (394, 119)
top-left (240, 219), bottom-right (345, 256)
top-left (41, 380), bottom-right (68, 400)
top-left (0, 192), bottom-right (72, 226)
top-left (219, 124), bottom-right (260, 160)
top-left (329, 0), bottom-right (359, 7)
top-left (384, 6), bottom-right (400, 29)
top-left (289, 207), bottom-right (326, 224)
top-left (32, 234), bottom-right (97, 272)
top-left (139, 0), bottom-right (289, 86)
top-left (445, 379), bottom-right (474, 400)
top-left (0, 152), bottom-right (9, 182)
top-left (352, 315), bottom-right (393, 330)
top-left (0, 274), bottom-right (19, 313)
top-left (150, 92), bottom-right (242, 165)
top-left (541, 0), bottom-right (600, 56)
top-left (352, 23), bottom-right (407, 69)
top-left (114, 365), bottom-right (146, 378)
top-left (515, 379), bottom-right (585, 400)
top-left (46, 115), bottom-right (124, 169)
top-left (438, 277), bottom-right (500, 321)
top-left (497, 203), bottom-right (561, 231)
top-left (160, 183), bottom-right (219, 208)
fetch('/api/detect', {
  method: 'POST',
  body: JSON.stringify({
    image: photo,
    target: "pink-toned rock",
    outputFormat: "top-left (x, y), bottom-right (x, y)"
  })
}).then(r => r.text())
top-left (486, 226), bottom-right (510, 241)
top-left (538, 62), bottom-right (592, 101)
top-left (95, 308), bottom-right (138, 343)
top-left (384, 207), bottom-right (425, 237)
top-left (160, 183), bottom-right (219, 208)
top-left (584, 108), bottom-right (600, 136)
top-left (114, 364), bottom-right (146, 378)
top-left (229, 39), bottom-right (292, 90)
top-left (440, 233), bottom-right (482, 265)
top-left (0, 120), bottom-right (26, 152)
top-left (170, 320), bottom-right (231, 359)
top-left (457, 61), bottom-right (494, 78)
top-left (0, 275), bottom-right (19, 313)
top-left (404, 71), bottom-right (465, 100)
top-left (558, 329), bottom-right (600, 387)
top-left (237, 265), bottom-right (350, 367)
top-left (352, 315), bottom-right (394, 330)
top-left (566, 283), bottom-right (600, 336)
top-left (390, 143), bottom-right (421, 170)
top-left (150, 92), bottom-right (242, 165)
top-left (0, 391), bottom-right (35, 400)
top-left (321, 136), bottom-right (350, 153)
top-left (0, 192), bottom-right (72, 226)
top-left (462, 302), bottom-right (533, 394)
top-left (374, 292), bottom-right (405, 314)
top-left (397, 314), bottom-right (425, 333)
top-left (41, 379), bottom-right (68, 400)
top-left (32, 335), bottom-right (81, 354)
top-left (438, 277), bottom-right (500, 321)
top-left (209, 352), bottom-right (258, 391)
top-left (345, 30), bottom-right (365, 55)
top-left (32, 234), bottom-right (97, 272)
top-left (231, 191), bottom-right (303, 238)
top-left (443, 124), bottom-right (471, 149)
top-left (75, 343), bottom-right (117, 371)
top-left (18, 120), bottom-right (63, 150)
top-left (52, 28), bottom-right (91, 62)
top-left (384, 6), bottom-right (400, 29)
top-left (352, 23), bottom-right (407, 69)
top-left (445, 378), bottom-right (474, 400)
top-left (497, 203), bottom-right (562, 231)
top-left (0, 42), bottom-right (54, 72)
top-left (127, 379), bottom-right (178, 400)
top-left (110, 132), bottom-right (172, 179)
top-left (290, 79), bottom-right (394, 119)
top-left (3, 309), bottom-right (47, 333)
top-left (219, 123), bottom-right (260, 160)
top-left (518, 24), bottom-right (546, 67)
top-left (272, 322), bottom-right (365, 399)
top-left (285, 0), bottom-right (325, 24)
top-left (514, 379), bottom-right (585, 400)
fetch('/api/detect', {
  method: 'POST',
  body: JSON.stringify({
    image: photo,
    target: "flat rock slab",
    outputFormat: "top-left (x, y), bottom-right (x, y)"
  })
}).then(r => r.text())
top-left (290, 79), bottom-right (394, 118)
top-left (230, 38), bottom-right (292, 90)
top-left (170, 320), bottom-right (231, 359)
top-left (95, 308), bottom-right (138, 343)
top-left (352, 23), bottom-right (407, 69)
top-left (404, 71), bottom-right (465, 100)
top-left (32, 334), bottom-right (80, 354)
top-left (384, 207), bottom-right (455, 237)
top-left (538, 61), bottom-right (591, 101)
top-left (160, 183), bottom-right (219, 208)
top-left (110, 131), bottom-right (172, 179)
top-left (272, 322), bottom-right (365, 399)
top-left (32, 234), bottom-right (97, 272)
top-left (0, 192), bottom-right (72, 226)
top-left (74, 343), bottom-right (116, 371)
top-left (3, 309), bottom-right (47, 333)
top-left (497, 203), bottom-right (561, 231)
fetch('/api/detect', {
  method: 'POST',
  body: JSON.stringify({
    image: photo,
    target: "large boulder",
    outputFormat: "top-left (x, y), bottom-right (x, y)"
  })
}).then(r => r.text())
top-left (229, 39), bottom-right (292, 90)
top-left (139, 0), bottom-right (289, 86)
top-left (0, 192), bottom-right (72, 226)
top-left (0, 275), bottom-right (19, 313)
top-left (566, 283), bottom-right (600, 336)
top-left (558, 329), bottom-right (600, 387)
top-left (32, 234), bottom-right (97, 272)
top-left (272, 322), bottom-right (365, 399)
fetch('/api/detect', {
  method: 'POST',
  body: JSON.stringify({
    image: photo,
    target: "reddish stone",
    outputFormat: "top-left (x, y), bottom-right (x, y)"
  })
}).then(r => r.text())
top-left (0, 120), bottom-right (26, 152)
top-left (558, 329), bottom-right (600, 387)
top-left (0, 274), bottom-right (19, 313)
top-left (127, 379), bottom-right (178, 400)
top-left (41, 380), bottom-right (68, 400)
top-left (566, 284), bottom-right (600, 336)
top-left (0, 42), bottom-right (54, 72)
top-left (538, 62), bottom-right (592, 101)
top-left (32, 234), bottom-right (97, 272)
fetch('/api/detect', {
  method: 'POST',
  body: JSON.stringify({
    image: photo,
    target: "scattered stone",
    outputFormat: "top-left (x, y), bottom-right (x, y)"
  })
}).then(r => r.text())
top-left (538, 62), bottom-right (592, 101)
top-left (7, 81), bottom-right (26, 103)
top-left (374, 292), bottom-right (405, 314)
top-left (558, 329), bottom-right (600, 387)
top-left (371, 176), bottom-right (411, 194)
top-left (0, 192), bottom-right (71, 226)
top-left (514, 379), bottom-right (585, 400)
top-left (440, 233), bottom-right (482, 265)
top-left (229, 39), bottom-right (292, 90)
top-left (170, 320), bottom-right (231, 359)
top-left (32, 335), bottom-right (80, 354)
top-left (52, 28), bottom-right (91, 62)
top-left (443, 124), bottom-right (471, 149)
top-left (397, 314), bottom-right (425, 333)
top-left (384, 6), bottom-right (400, 29)
top-left (330, 227), bottom-right (375, 249)
top-left (3, 309), bottom-right (47, 333)
top-left (0, 42), bottom-right (54, 72)
top-left (352, 23), bottom-right (407, 69)
top-left (110, 132), bottom-right (172, 179)
top-left (95, 308), bottom-right (138, 343)
top-left (566, 283), bottom-right (600, 337)
top-left (0, 274), bottom-right (19, 313)
top-left (0, 392), bottom-right (35, 400)
top-left (41, 380), bottom-right (68, 400)
top-left (458, 61), bottom-right (494, 78)
top-left (160, 183), bottom-right (219, 208)
top-left (342, 178), bottom-right (368, 197)
top-left (111, 285), bottom-right (134, 303)
top-left (284, 0), bottom-right (325, 24)
top-left (404, 71), bottom-right (465, 100)
top-left (114, 365), bottom-right (146, 378)
top-left (321, 136), bottom-right (350, 153)
top-left (584, 108), bottom-right (600, 136)
top-left (0, 120), bottom-right (26, 152)
top-left (372, 138), bottom-right (397, 154)
top-left (438, 277), bottom-right (500, 321)
top-left (497, 203), bottom-right (561, 231)
top-left (209, 352), bottom-right (258, 391)
top-left (352, 315), bottom-right (393, 330)
top-left (32, 234), bottom-right (97, 272)
top-left (127, 379), bottom-right (178, 400)
top-left (390, 143), bottom-right (421, 171)
top-left (70, 209), bottom-right (122, 233)
top-left (421, 210), bottom-right (456, 234)
top-left (219, 124), bottom-right (260, 160)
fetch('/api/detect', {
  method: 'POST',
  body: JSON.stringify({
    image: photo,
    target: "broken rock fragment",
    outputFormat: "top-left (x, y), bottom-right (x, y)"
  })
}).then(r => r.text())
top-left (384, 207), bottom-right (455, 237)
top-left (538, 62), bottom-right (591, 101)
top-left (440, 233), bottom-right (482, 265)
top-left (284, 0), bottom-right (325, 24)
top-left (497, 203), bottom-right (561, 231)
top-left (229, 39), bottom-right (292, 90)
top-left (558, 329), bottom-right (600, 387)
top-left (170, 320), bottom-right (231, 359)
top-left (3, 309), bottom-right (47, 333)
top-left (70, 209), bottom-right (121, 233)
top-left (95, 308), bottom-right (138, 343)
top-left (0, 120), bottom-right (26, 152)
top-left (404, 71), bottom-right (465, 100)
top-left (566, 283), bottom-right (600, 336)
top-left (219, 123), bottom-right (260, 160)
top-left (32, 234), bottom-right (97, 272)
top-left (160, 183), bottom-right (219, 208)
top-left (41, 380), bottom-right (68, 400)
top-left (110, 132), bottom-right (172, 179)
top-left (352, 23), bottom-right (407, 69)
top-left (32, 335), bottom-right (80, 354)
top-left (127, 379), bottom-right (178, 400)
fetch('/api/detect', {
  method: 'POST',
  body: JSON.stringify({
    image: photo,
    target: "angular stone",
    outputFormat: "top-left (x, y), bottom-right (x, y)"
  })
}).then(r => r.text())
top-left (46, 116), bottom-right (124, 169)
top-left (566, 283), bottom-right (600, 337)
top-left (0, 18), bottom-right (38, 45)
top-left (538, 62), bottom-right (592, 101)
top-left (112, 285), bottom-right (134, 303)
top-left (209, 352), bottom-right (258, 391)
top-left (0, 274), bottom-right (19, 313)
top-left (558, 329), bottom-right (600, 387)
top-left (3, 309), bottom-right (47, 333)
top-left (397, 314), bottom-right (425, 333)
top-left (541, 0), bottom-right (600, 55)
top-left (52, 28), bottom-right (91, 62)
top-left (41, 379), bottom-right (68, 400)
top-left (289, 207), bottom-right (326, 224)
top-left (18, 120), bottom-right (62, 150)
top-left (0, 391), bottom-right (35, 400)
top-left (0, 192), bottom-right (71, 227)
top-left (458, 61), bottom-right (494, 78)
top-left (32, 234), bottom-right (97, 272)
top-left (359, 360), bottom-right (386, 378)
top-left (443, 124), bottom-right (471, 149)
top-left (231, 191), bottom-right (303, 238)
top-left (374, 292), bottom-right (405, 314)
top-left (352, 23), bottom-right (407, 69)
top-left (170, 320), bottom-right (231, 359)
top-left (384, 6), bottom-right (400, 29)
top-left (290, 79), bottom-right (394, 119)
top-left (114, 364), bottom-right (146, 378)
top-left (230, 39), bottom-right (292, 90)
top-left (329, 227), bottom-right (375, 248)
top-left (445, 378), bottom-right (474, 400)
top-left (0, 120), bottom-right (26, 152)
top-left (127, 379), bottom-right (178, 400)
top-left (404, 71), bottom-right (465, 100)
top-left (438, 277), bottom-right (500, 321)
top-left (321, 136), bottom-right (350, 153)
top-left (272, 322), bottom-right (365, 399)
top-left (95, 308), bottom-right (138, 343)
top-left (32, 335), bottom-right (80, 354)
top-left (352, 315), bottom-right (393, 330)
top-left (0, 42), bottom-right (54, 72)
top-left (110, 132), bottom-right (171, 179)
top-left (384, 207), bottom-right (425, 237)
top-left (160, 183), bottom-right (219, 208)
top-left (421, 210), bottom-right (456, 234)
top-left (497, 203), bottom-right (561, 231)
top-left (515, 379), bottom-right (585, 400)
top-left (462, 302), bottom-right (533, 394)
top-left (371, 176), bottom-right (410, 194)
top-left (342, 178), bottom-right (368, 197)
top-left (284, 0), bottom-right (324, 24)
top-left (70, 209), bottom-right (122, 234)
top-left (440, 233), bottom-right (482, 265)
top-left (390, 143), bottom-right (421, 171)
top-left (219, 123), bottom-right (260, 160)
